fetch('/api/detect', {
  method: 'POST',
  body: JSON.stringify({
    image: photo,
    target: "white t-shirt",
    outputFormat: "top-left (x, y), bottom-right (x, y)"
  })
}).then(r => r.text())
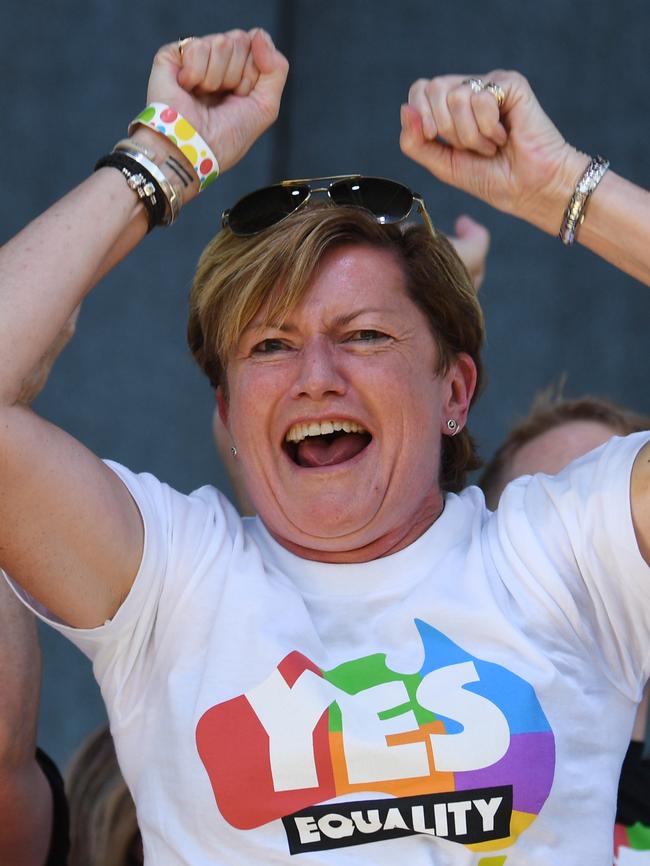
top-left (12, 433), bottom-right (650, 865)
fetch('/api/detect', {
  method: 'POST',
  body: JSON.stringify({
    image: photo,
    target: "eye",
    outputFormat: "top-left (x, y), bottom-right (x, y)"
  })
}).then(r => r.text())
top-left (251, 338), bottom-right (291, 355)
top-left (347, 329), bottom-right (389, 343)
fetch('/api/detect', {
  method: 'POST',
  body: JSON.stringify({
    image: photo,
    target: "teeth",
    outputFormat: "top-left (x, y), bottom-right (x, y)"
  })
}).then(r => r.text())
top-left (285, 419), bottom-right (367, 444)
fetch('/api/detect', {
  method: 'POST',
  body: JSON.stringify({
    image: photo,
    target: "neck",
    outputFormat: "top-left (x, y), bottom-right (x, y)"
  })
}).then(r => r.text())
top-left (267, 497), bottom-right (445, 564)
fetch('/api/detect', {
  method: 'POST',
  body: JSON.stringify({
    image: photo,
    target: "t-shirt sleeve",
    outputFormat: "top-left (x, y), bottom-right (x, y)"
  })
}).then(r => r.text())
top-left (489, 431), bottom-right (650, 699)
top-left (6, 460), bottom-right (236, 724)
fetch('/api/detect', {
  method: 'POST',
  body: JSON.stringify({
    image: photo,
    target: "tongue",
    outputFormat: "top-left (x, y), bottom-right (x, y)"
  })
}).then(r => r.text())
top-left (296, 432), bottom-right (369, 468)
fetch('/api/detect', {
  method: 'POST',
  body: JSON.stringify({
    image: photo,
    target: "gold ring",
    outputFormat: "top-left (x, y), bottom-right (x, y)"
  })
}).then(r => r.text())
top-left (485, 81), bottom-right (505, 110)
top-left (462, 77), bottom-right (485, 94)
top-left (178, 36), bottom-right (195, 60)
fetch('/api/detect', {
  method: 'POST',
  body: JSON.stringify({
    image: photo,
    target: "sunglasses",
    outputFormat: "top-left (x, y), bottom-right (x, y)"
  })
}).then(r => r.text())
top-left (221, 175), bottom-right (435, 237)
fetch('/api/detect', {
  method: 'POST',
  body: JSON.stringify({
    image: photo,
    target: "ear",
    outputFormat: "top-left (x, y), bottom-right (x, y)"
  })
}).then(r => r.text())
top-left (216, 386), bottom-right (229, 426)
top-left (212, 391), bottom-right (234, 465)
top-left (441, 352), bottom-right (477, 432)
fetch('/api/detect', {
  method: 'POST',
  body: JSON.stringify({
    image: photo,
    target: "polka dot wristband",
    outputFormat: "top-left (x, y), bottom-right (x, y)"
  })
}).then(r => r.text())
top-left (129, 103), bottom-right (219, 191)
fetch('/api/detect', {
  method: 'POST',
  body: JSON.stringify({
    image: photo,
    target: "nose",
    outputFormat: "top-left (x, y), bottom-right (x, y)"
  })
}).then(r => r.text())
top-left (290, 337), bottom-right (347, 400)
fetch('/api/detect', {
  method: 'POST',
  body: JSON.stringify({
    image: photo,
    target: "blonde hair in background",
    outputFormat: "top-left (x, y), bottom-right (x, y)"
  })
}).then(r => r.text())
top-left (66, 725), bottom-right (141, 866)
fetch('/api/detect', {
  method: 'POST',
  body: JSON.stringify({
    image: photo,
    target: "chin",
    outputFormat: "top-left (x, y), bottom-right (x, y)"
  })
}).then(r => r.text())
top-left (266, 495), bottom-right (382, 547)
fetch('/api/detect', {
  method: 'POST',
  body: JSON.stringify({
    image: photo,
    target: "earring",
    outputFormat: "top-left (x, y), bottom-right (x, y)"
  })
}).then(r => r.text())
top-left (447, 419), bottom-right (459, 435)
top-left (230, 445), bottom-right (237, 457)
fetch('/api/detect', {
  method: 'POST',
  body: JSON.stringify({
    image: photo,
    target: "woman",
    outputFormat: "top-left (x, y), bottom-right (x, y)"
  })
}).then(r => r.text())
top-left (1, 28), bottom-right (649, 865)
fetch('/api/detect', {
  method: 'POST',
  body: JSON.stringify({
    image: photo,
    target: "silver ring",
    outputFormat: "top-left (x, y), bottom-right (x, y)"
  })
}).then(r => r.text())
top-left (485, 81), bottom-right (505, 110)
top-left (462, 77), bottom-right (485, 94)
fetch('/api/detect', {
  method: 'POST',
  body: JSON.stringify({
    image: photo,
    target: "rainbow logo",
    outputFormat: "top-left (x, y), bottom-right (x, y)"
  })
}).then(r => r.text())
top-left (196, 620), bottom-right (555, 857)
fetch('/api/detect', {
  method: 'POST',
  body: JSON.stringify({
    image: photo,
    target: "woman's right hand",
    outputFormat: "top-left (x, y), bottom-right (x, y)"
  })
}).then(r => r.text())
top-left (145, 29), bottom-right (289, 173)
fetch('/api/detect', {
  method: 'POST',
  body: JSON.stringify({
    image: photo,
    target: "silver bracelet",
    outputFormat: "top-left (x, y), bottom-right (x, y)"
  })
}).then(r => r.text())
top-left (559, 155), bottom-right (609, 246)
top-left (112, 145), bottom-right (180, 225)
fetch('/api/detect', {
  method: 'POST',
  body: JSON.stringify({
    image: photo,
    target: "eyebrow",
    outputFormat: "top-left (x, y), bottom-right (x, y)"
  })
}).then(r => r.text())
top-left (244, 307), bottom-right (392, 335)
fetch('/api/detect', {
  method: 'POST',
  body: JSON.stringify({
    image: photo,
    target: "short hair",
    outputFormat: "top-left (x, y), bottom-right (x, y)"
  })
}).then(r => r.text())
top-left (479, 384), bottom-right (650, 507)
top-left (187, 204), bottom-right (485, 492)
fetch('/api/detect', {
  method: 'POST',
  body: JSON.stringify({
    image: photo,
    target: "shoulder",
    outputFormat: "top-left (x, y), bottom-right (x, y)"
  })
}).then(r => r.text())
top-left (103, 460), bottom-right (244, 542)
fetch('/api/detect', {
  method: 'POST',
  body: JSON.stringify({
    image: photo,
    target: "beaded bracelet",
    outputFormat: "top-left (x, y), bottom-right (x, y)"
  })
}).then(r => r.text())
top-left (95, 152), bottom-right (166, 231)
top-left (128, 103), bottom-right (219, 191)
top-left (112, 146), bottom-right (180, 224)
top-left (559, 155), bottom-right (610, 246)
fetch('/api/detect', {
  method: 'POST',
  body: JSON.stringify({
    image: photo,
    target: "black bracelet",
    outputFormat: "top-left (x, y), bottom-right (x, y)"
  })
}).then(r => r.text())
top-left (95, 152), bottom-right (167, 231)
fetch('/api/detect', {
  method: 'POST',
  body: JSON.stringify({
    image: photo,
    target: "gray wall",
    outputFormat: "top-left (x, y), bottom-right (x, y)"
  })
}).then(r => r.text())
top-left (2, 0), bottom-right (648, 768)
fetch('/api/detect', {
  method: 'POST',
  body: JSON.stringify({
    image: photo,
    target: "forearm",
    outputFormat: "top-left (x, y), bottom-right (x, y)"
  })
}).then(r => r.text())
top-left (573, 171), bottom-right (650, 286)
top-left (529, 149), bottom-right (650, 286)
top-left (0, 168), bottom-right (147, 405)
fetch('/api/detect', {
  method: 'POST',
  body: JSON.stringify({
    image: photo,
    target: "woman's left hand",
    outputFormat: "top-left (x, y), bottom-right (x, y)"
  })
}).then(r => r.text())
top-left (400, 71), bottom-right (588, 236)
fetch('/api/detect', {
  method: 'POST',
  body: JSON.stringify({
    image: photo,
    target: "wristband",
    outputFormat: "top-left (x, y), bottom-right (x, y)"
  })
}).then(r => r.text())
top-left (559, 155), bottom-right (609, 246)
top-left (129, 103), bottom-right (219, 191)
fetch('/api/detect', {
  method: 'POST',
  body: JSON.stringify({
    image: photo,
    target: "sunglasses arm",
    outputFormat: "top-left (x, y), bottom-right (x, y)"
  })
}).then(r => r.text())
top-left (415, 196), bottom-right (437, 237)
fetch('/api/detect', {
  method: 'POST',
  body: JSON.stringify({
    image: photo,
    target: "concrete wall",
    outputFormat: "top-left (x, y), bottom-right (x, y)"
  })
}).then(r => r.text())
top-left (2, 0), bottom-right (648, 767)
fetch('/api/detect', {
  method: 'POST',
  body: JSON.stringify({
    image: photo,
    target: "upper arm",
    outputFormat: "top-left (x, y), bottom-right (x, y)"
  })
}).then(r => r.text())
top-left (0, 405), bottom-right (143, 627)
top-left (631, 439), bottom-right (650, 566)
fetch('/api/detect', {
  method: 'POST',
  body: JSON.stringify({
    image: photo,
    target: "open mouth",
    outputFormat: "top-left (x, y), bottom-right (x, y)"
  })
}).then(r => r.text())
top-left (284, 419), bottom-right (372, 468)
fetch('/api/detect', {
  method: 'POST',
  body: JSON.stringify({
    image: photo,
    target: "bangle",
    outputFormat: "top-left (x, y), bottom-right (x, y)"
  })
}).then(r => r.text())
top-left (128, 103), bottom-right (219, 191)
top-left (559, 155), bottom-right (610, 246)
top-left (95, 152), bottom-right (166, 231)
top-left (112, 145), bottom-right (180, 224)
top-left (114, 138), bottom-right (196, 193)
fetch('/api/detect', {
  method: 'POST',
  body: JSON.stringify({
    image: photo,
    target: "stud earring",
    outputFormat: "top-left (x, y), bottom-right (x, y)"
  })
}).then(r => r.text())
top-left (230, 446), bottom-right (237, 457)
top-left (447, 419), bottom-right (459, 435)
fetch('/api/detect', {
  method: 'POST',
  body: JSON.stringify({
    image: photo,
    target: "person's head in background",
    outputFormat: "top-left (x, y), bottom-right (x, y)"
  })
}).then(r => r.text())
top-left (479, 385), bottom-right (650, 511)
top-left (66, 725), bottom-right (142, 866)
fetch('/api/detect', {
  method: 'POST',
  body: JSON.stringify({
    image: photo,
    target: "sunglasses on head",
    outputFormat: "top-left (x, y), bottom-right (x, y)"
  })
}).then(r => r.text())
top-left (221, 175), bottom-right (435, 237)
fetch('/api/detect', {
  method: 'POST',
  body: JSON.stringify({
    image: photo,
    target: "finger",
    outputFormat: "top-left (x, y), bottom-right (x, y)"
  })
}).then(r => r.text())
top-left (220, 29), bottom-right (253, 92)
top-left (449, 216), bottom-right (490, 291)
top-left (447, 85), bottom-right (497, 156)
top-left (233, 28), bottom-right (262, 97)
top-left (408, 79), bottom-right (438, 141)
top-left (400, 102), bottom-right (456, 185)
top-left (177, 36), bottom-right (225, 93)
top-left (408, 75), bottom-right (468, 147)
top-left (427, 77), bottom-right (464, 148)
top-left (194, 34), bottom-right (238, 94)
top-left (247, 29), bottom-right (289, 119)
top-left (472, 91), bottom-right (508, 147)
top-left (450, 215), bottom-right (491, 290)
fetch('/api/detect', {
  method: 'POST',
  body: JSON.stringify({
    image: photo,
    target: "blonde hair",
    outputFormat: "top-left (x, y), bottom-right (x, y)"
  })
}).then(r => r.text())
top-left (66, 725), bottom-right (140, 866)
top-left (188, 205), bottom-right (485, 491)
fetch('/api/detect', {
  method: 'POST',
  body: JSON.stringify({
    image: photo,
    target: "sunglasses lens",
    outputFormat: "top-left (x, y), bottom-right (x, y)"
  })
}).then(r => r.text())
top-left (227, 185), bottom-right (310, 235)
top-left (329, 178), bottom-right (413, 223)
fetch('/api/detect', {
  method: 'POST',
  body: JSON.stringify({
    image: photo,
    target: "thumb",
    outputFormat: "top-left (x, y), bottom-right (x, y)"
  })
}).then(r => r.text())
top-left (400, 103), bottom-right (454, 184)
top-left (454, 215), bottom-right (490, 252)
top-left (249, 29), bottom-right (289, 110)
top-left (448, 215), bottom-right (491, 292)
